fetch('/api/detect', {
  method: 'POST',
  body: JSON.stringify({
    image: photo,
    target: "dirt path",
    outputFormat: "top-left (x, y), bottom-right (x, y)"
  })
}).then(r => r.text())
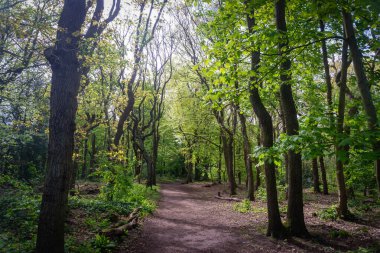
top-left (117, 183), bottom-right (380, 253)
top-left (119, 183), bottom-right (298, 253)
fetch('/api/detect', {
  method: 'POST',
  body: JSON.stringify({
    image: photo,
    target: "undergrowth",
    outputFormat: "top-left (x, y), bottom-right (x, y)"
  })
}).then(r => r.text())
top-left (233, 199), bottom-right (252, 213)
top-left (317, 204), bottom-right (339, 221)
top-left (0, 170), bottom-right (159, 253)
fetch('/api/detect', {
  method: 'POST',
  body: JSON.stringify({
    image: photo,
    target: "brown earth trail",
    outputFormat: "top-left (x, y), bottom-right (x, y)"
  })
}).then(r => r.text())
top-left (117, 183), bottom-right (379, 253)
top-left (119, 183), bottom-right (304, 253)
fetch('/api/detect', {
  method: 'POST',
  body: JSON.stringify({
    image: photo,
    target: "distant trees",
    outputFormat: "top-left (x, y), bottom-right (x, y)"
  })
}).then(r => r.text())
top-left (176, 0), bottom-right (379, 237)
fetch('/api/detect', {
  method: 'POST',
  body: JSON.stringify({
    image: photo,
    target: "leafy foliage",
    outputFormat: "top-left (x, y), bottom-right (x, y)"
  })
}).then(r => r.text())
top-left (318, 205), bottom-right (339, 221)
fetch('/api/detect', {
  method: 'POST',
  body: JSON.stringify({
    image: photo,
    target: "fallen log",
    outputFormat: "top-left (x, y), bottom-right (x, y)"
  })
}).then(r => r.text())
top-left (102, 218), bottom-right (138, 237)
top-left (214, 194), bottom-right (241, 202)
top-left (203, 182), bottom-right (218, 187)
top-left (101, 207), bottom-right (141, 237)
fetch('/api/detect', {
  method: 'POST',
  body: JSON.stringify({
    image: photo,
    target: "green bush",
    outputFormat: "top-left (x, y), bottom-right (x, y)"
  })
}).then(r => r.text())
top-left (84, 216), bottom-right (110, 232)
top-left (233, 199), bottom-right (252, 213)
top-left (318, 205), bottom-right (338, 221)
top-left (329, 229), bottom-right (350, 239)
top-left (347, 245), bottom-right (380, 253)
top-left (256, 187), bottom-right (267, 201)
top-left (69, 197), bottom-right (132, 216)
top-left (0, 176), bottom-right (40, 253)
top-left (92, 234), bottom-right (116, 253)
top-left (123, 184), bottom-right (158, 216)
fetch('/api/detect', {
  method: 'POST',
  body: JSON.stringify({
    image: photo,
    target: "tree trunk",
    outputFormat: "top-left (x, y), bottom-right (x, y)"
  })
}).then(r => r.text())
top-left (319, 156), bottom-right (328, 195)
top-left (246, 3), bottom-right (286, 238)
top-left (255, 135), bottom-right (261, 190)
top-left (81, 137), bottom-right (88, 179)
top-left (36, 1), bottom-right (87, 252)
top-left (312, 158), bottom-right (321, 193)
top-left (133, 142), bottom-right (142, 183)
top-left (336, 38), bottom-right (350, 218)
top-left (221, 132), bottom-right (236, 195)
top-left (89, 133), bottom-right (96, 174)
top-left (152, 122), bottom-right (159, 186)
top-left (279, 92), bottom-right (289, 187)
top-left (186, 153), bottom-right (193, 183)
top-left (342, 9), bottom-right (380, 192)
top-left (319, 20), bottom-right (333, 124)
top-left (218, 134), bottom-right (222, 184)
top-left (142, 147), bottom-right (154, 187)
top-left (275, 0), bottom-right (308, 237)
top-left (238, 112), bottom-right (254, 200)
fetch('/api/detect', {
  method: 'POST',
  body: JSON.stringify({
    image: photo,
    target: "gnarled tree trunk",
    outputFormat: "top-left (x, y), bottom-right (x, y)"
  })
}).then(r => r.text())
top-left (36, 1), bottom-right (87, 252)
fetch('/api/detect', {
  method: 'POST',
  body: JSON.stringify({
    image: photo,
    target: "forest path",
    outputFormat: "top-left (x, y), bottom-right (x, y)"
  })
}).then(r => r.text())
top-left (119, 183), bottom-right (296, 253)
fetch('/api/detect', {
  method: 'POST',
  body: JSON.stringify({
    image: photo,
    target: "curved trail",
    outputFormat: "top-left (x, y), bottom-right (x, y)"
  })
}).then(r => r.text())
top-left (120, 183), bottom-right (291, 253)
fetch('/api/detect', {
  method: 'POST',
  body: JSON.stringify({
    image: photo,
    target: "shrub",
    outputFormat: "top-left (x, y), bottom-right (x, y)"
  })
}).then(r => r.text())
top-left (84, 216), bottom-right (110, 232)
top-left (69, 197), bottom-right (132, 216)
top-left (318, 205), bottom-right (338, 221)
top-left (329, 229), bottom-right (350, 239)
top-left (233, 199), bottom-right (252, 213)
top-left (0, 177), bottom-right (40, 253)
top-left (92, 234), bottom-right (116, 253)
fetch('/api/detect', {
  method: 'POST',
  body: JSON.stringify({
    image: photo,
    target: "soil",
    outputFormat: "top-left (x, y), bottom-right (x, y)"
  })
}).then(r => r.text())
top-left (117, 182), bottom-right (380, 253)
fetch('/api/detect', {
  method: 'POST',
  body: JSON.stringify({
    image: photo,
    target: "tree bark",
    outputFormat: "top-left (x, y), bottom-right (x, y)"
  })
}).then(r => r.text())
top-left (81, 137), bottom-right (88, 179)
top-left (221, 131), bottom-right (236, 195)
top-left (36, 1), bottom-right (87, 252)
top-left (89, 133), bottom-right (96, 174)
top-left (133, 142), bottom-right (142, 183)
top-left (238, 111), bottom-right (254, 200)
top-left (336, 38), bottom-right (350, 218)
top-left (152, 127), bottom-right (159, 185)
top-left (186, 153), bottom-right (193, 183)
top-left (319, 156), bottom-right (328, 195)
top-left (36, 1), bottom-right (120, 249)
top-left (342, 9), bottom-right (380, 192)
top-left (318, 21), bottom-right (330, 196)
top-left (246, 3), bottom-right (286, 238)
top-left (312, 158), bottom-right (321, 193)
top-left (255, 135), bottom-right (261, 190)
top-left (218, 134), bottom-right (222, 184)
top-left (319, 20), bottom-right (333, 124)
top-left (275, 0), bottom-right (308, 237)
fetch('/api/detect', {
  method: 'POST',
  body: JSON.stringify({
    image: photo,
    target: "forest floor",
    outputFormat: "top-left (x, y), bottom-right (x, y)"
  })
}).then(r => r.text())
top-left (117, 182), bottom-right (380, 253)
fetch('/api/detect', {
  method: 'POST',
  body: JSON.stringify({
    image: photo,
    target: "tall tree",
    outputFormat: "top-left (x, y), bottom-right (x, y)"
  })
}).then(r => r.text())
top-left (36, 1), bottom-right (120, 252)
top-left (246, 1), bottom-right (286, 238)
top-left (238, 107), bottom-right (254, 200)
top-left (312, 158), bottom-right (321, 193)
top-left (341, 6), bottom-right (380, 192)
top-left (113, 0), bottom-right (167, 147)
top-left (275, 0), bottom-right (308, 237)
top-left (335, 38), bottom-right (350, 218)
top-left (319, 156), bottom-right (329, 194)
